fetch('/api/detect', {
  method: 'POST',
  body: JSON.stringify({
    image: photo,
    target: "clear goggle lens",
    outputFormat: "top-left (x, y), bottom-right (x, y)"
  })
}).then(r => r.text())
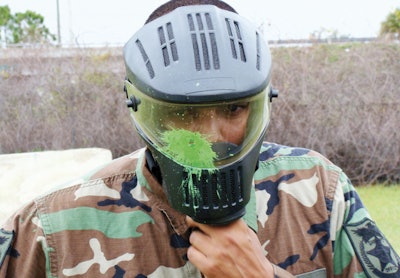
top-left (126, 81), bottom-right (271, 168)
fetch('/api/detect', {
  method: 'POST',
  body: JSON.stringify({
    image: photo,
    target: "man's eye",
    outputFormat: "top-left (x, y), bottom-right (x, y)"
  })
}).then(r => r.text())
top-left (226, 103), bottom-right (249, 114)
top-left (228, 104), bottom-right (241, 112)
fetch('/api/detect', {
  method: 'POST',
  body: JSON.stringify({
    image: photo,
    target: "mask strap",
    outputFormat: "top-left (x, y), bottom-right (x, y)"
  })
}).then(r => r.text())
top-left (145, 148), bottom-right (163, 184)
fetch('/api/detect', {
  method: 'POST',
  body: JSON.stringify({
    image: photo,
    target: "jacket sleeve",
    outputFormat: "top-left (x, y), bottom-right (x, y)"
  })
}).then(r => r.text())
top-left (0, 201), bottom-right (46, 277)
top-left (331, 172), bottom-right (400, 277)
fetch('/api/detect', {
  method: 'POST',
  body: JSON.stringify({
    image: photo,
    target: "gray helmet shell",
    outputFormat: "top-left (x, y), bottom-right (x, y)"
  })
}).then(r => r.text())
top-left (124, 5), bottom-right (271, 103)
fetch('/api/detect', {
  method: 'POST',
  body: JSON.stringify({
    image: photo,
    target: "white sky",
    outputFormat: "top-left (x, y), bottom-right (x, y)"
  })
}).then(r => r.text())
top-left (1, 0), bottom-right (399, 46)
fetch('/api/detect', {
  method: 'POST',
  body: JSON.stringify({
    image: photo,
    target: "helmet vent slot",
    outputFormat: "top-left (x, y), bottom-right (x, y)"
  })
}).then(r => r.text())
top-left (225, 19), bottom-right (246, 62)
top-left (135, 39), bottom-right (155, 78)
top-left (181, 167), bottom-right (244, 210)
top-left (158, 22), bottom-right (179, 67)
top-left (256, 32), bottom-right (261, 70)
top-left (200, 174), bottom-right (210, 209)
top-left (187, 13), bottom-right (220, 71)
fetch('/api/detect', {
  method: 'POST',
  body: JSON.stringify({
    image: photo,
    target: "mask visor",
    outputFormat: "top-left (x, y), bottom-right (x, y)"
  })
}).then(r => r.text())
top-left (125, 80), bottom-right (271, 168)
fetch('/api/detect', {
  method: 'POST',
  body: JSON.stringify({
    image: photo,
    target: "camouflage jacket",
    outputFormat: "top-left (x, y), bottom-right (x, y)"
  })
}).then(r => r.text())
top-left (1, 142), bottom-right (399, 277)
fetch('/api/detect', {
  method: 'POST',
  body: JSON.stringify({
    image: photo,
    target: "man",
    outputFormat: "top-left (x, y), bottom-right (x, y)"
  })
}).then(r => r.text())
top-left (1, 0), bottom-right (399, 277)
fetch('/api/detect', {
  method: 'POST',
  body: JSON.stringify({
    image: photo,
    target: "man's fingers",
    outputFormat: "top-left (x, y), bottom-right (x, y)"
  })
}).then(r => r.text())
top-left (185, 216), bottom-right (198, 228)
top-left (189, 228), bottom-right (212, 253)
top-left (187, 242), bottom-right (207, 261)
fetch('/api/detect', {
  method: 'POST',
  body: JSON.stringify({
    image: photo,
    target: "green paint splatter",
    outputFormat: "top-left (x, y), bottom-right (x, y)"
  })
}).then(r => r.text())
top-left (161, 129), bottom-right (217, 168)
top-left (161, 129), bottom-right (219, 210)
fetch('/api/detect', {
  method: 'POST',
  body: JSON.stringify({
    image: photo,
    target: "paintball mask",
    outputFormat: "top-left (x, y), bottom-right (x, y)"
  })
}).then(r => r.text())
top-left (123, 4), bottom-right (276, 224)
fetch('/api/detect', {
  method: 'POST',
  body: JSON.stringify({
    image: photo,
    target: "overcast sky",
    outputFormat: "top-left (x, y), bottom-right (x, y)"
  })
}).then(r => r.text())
top-left (2, 0), bottom-right (399, 46)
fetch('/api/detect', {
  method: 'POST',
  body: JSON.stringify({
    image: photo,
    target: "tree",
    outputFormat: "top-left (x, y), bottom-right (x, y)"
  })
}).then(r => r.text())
top-left (0, 5), bottom-right (55, 45)
top-left (0, 5), bottom-right (12, 45)
top-left (0, 6), bottom-right (12, 26)
top-left (380, 8), bottom-right (400, 39)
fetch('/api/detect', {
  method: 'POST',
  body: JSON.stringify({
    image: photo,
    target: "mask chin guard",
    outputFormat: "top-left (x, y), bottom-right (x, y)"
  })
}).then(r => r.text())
top-left (145, 129), bottom-right (265, 225)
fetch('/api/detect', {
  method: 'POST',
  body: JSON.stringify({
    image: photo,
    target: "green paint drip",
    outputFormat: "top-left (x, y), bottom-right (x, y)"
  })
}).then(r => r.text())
top-left (184, 167), bottom-right (203, 208)
top-left (161, 129), bottom-right (217, 168)
top-left (161, 129), bottom-right (219, 210)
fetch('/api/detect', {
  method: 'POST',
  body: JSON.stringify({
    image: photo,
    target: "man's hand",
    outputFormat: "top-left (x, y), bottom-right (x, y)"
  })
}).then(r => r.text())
top-left (186, 216), bottom-right (274, 278)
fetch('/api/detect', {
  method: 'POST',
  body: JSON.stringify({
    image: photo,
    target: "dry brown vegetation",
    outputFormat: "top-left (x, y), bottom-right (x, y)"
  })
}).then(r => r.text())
top-left (0, 43), bottom-right (399, 185)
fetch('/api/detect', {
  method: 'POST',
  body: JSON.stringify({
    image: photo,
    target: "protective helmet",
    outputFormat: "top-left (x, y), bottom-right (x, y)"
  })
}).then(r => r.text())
top-left (123, 3), bottom-right (276, 224)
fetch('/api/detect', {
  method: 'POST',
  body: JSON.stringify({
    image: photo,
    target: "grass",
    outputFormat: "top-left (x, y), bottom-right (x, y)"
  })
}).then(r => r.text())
top-left (356, 184), bottom-right (400, 253)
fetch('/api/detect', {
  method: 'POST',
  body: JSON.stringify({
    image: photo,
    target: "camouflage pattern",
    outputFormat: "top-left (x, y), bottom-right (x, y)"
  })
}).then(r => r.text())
top-left (1, 142), bottom-right (399, 277)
